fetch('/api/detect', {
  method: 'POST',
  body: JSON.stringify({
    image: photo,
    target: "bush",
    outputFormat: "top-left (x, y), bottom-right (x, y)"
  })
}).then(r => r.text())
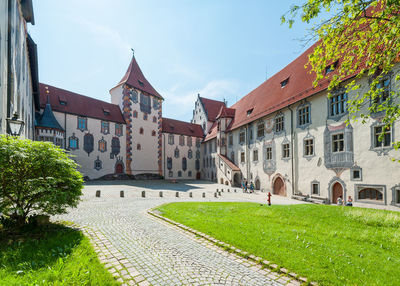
top-left (0, 135), bottom-right (83, 227)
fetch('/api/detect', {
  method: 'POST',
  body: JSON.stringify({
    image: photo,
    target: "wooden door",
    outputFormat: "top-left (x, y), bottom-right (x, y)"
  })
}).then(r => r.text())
top-left (332, 182), bottom-right (343, 204)
top-left (115, 163), bottom-right (123, 174)
top-left (273, 177), bottom-right (285, 196)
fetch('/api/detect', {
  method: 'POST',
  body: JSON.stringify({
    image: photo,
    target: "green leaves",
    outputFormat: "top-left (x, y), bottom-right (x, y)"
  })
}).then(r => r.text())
top-left (0, 136), bottom-right (83, 226)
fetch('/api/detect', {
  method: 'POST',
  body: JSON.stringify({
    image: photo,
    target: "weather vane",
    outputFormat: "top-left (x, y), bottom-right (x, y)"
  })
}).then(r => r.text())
top-left (131, 48), bottom-right (135, 55)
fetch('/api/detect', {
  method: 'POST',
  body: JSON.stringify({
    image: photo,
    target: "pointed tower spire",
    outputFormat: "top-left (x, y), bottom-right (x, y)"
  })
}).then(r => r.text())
top-left (113, 52), bottom-right (163, 99)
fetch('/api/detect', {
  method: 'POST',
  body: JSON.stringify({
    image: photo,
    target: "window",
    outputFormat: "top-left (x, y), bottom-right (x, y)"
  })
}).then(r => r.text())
top-left (140, 93), bottom-right (151, 113)
top-left (298, 104), bottom-right (311, 127)
top-left (182, 157), bottom-right (187, 171)
top-left (178, 171), bottom-right (182, 177)
top-left (139, 127), bottom-right (144, 135)
top-left (68, 134), bottom-right (79, 150)
top-left (329, 92), bottom-right (347, 117)
top-left (153, 98), bottom-right (160, 110)
top-left (168, 134), bottom-right (174, 145)
top-left (179, 135), bottom-right (185, 146)
top-left (94, 156), bottom-right (102, 171)
top-left (153, 116), bottom-right (157, 123)
top-left (373, 125), bottom-right (391, 148)
top-left (133, 111), bottom-right (138, 118)
top-left (374, 77), bottom-right (390, 104)
top-left (143, 113), bottom-right (148, 121)
top-left (98, 138), bottom-right (107, 152)
top-left (188, 171), bottom-right (192, 177)
top-left (266, 147), bottom-right (272, 160)
top-left (351, 166), bottom-right (362, 181)
top-left (247, 108), bottom-right (254, 117)
top-left (253, 149), bottom-right (258, 162)
top-left (280, 77), bottom-right (289, 88)
top-left (332, 133), bottom-right (344, 152)
top-left (311, 182), bottom-right (320, 195)
top-left (228, 134), bottom-right (233, 146)
top-left (137, 144), bottom-right (141, 150)
top-left (275, 114), bottom-right (284, 133)
top-left (257, 122), bottom-right (264, 138)
top-left (325, 60), bottom-right (338, 75)
top-left (196, 150), bottom-right (200, 159)
top-left (240, 151), bottom-right (245, 163)
top-left (115, 123), bottom-right (123, 136)
top-left (231, 151), bottom-right (235, 162)
top-left (304, 138), bottom-right (314, 156)
top-left (188, 149), bottom-right (193, 159)
top-left (130, 90), bottom-right (138, 103)
top-left (358, 188), bottom-right (383, 201)
top-left (167, 157), bottom-right (172, 170)
top-left (169, 170), bottom-right (173, 177)
top-left (196, 138), bottom-right (201, 148)
top-left (151, 130), bottom-right (156, 136)
top-left (239, 129), bottom-right (245, 144)
top-left (77, 117), bottom-right (87, 131)
top-left (174, 147), bottom-right (180, 158)
top-left (282, 143), bottom-right (290, 159)
top-left (101, 121), bottom-right (110, 134)
top-left (111, 137), bottom-right (120, 157)
top-left (187, 136), bottom-right (192, 147)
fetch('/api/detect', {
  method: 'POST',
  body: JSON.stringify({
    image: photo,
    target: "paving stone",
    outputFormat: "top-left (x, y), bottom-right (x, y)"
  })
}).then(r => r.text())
top-left (53, 182), bottom-right (304, 286)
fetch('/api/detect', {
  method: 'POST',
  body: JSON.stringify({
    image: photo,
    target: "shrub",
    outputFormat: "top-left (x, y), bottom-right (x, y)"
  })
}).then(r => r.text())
top-left (0, 135), bottom-right (83, 227)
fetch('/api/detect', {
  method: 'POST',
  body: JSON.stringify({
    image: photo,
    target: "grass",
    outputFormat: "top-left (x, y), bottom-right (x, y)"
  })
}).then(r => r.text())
top-left (157, 202), bottom-right (400, 286)
top-left (0, 223), bottom-right (119, 286)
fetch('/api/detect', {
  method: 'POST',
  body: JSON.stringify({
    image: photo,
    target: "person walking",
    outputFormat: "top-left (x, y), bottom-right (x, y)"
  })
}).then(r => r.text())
top-left (250, 181), bottom-right (254, 193)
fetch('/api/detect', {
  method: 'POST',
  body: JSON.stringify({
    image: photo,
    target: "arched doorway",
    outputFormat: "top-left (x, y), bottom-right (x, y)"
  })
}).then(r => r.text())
top-left (115, 162), bottom-right (124, 174)
top-left (233, 173), bottom-right (241, 187)
top-left (273, 177), bottom-right (285, 196)
top-left (332, 182), bottom-right (343, 204)
top-left (255, 179), bottom-right (260, 190)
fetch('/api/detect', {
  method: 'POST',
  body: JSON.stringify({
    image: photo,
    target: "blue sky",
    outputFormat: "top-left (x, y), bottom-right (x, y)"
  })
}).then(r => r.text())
top-left (29, 0), bottom-right (314, 122)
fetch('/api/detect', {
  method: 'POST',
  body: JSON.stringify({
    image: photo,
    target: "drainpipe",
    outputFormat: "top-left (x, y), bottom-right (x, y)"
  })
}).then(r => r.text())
top-left (288, 105), bottom-right (295, 195)
top-left (6, 0), bottom-right (12, 123)
top-left (246, 124), bottom-right (250, 181)
top-left (163, 133), bottom-right (166, 178)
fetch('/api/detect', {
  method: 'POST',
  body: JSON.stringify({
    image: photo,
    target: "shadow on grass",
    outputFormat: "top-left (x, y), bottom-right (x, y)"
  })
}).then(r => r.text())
top-left (0, 223), bottom-right (83, 272)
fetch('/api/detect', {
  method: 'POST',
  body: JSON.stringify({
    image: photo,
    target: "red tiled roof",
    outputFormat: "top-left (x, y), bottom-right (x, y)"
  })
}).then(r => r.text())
top-left (115, 55), bottom-right (163, 99)
top-left (204, 121), bottom-right (217, 141)
top-left (39, 83), bottom-right (125, 124)
top-left (216, 106), bottom-right (235, 119)
top-left (218, 154), bottom-right (240, 171)
top-left (162, 117), bottom-right (204, 138)
top-left (200, 97), bottom-right (226, 122)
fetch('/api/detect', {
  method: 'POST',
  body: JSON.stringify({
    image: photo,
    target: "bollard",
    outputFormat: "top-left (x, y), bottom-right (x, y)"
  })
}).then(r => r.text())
top-left (227, 189), bottom-right (230, 192)
top-left (96, 190), bottom-right (101, 197)
top-left (221, 189), bottom-right (224, 192)
top-left (142, 190), bottom-right (146, 198)
top-left (176, 191), bottom-right (179, 198)
top-left (189, 192), bottom-right (193, 198)
top-left (159, 191), bottom-right (163, 197)
top-left (202, 192), bottom-right (206, 198)
top-left (214, 192), bottom-right (218, 198)
top-left (234, 189), bottom-right (237, 193)
top-left (218, 192), bottom-right (222, 196)
top-left (216, 188), bottom-right (219, 192)
top-left (120, 190), bottom-right (124, 198)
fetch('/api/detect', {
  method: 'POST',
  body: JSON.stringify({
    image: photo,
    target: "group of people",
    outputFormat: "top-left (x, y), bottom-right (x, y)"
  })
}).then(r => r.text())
top-left (337, 195), bottom-right (353, 206)
top-left (241, 180), bottom-right (255, 193)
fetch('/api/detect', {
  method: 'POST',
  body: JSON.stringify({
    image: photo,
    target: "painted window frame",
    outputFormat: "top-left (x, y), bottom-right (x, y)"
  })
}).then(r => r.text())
top-left (311, 180), bottom-right (320, 196)
top-left (115, 123), bottom-right (123, 137)
top-left (354, 184), bottom-right (387, 205)
top-left (68, 133), bottom-right (79, 150)
top-left (101, 121), bottom-right (110, 135)
top-left (350, 165), bottom-right (362, 181)
top-left (257, 121), bottom-right (265, 139)
top-left (274, 112), bottom-right (285, 134)
top-left (77, 116), bottom-right (87, 131)
top-left (328, 89), bottom-right (348, 121)
top-left (370, 121), bottom-right (394, 155)
top-left (168, 134), bottom-right (174, 145)
top-left (98, 137), bottom-right (107, 153)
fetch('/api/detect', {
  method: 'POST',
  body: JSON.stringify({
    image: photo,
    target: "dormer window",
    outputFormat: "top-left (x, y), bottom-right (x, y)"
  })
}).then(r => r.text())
top-left (103, 108), bottom-right (110, 116)
top-left (325, 60), bottom-right (338, 75)
top-left (58, 95), bottom-right (67, 106)
top-left (280, 77), bottom-right (289, 88)
top-left (246, 108), bottom-right (254, 117)
top-left (138, 80), bottom-right (144, 86)
top-left (59, 100), bottom-right (67, 106)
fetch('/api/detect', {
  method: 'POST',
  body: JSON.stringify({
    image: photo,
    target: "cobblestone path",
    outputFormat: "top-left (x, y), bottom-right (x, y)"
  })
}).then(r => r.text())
top-left (55, 183), bottom-right (302, 286)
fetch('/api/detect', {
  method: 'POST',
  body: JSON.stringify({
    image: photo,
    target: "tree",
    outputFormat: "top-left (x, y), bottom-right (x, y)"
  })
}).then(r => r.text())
top-left (0, 136), bottom-right (83, 226)
top-left (282, 0), bottom-right (400, 153)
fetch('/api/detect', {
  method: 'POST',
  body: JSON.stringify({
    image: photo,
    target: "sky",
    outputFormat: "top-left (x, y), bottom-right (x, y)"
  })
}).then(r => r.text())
top-left (29, 0), bottom-right (316, 122)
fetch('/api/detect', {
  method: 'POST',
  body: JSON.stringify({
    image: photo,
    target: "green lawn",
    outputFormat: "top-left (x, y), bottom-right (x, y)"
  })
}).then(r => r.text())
top-left (157, 202), bottom-right (400, 286)
top-left (0, 223), bottom-right (119, 286)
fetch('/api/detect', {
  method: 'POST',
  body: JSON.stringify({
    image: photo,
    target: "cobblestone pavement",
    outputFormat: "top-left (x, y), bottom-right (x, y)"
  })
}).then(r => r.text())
top-left (54, 181), bottom-right (305, 286)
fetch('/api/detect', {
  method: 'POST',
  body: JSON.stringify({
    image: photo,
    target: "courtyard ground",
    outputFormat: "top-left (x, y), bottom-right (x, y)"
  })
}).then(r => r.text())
top-left (52, 180), bottom-right (399, 285)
